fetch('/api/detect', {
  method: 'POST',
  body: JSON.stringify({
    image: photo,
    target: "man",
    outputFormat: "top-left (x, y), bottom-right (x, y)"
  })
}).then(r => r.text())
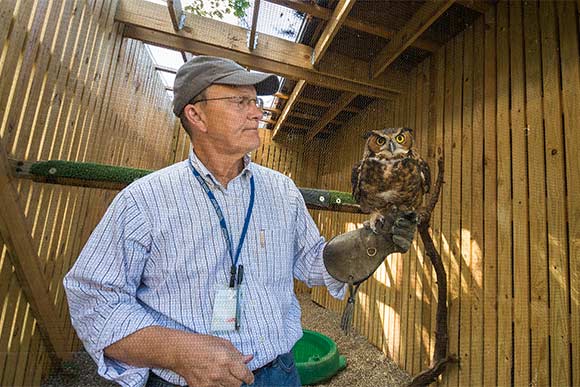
top-left (64, 56), bottom-right (415, 387)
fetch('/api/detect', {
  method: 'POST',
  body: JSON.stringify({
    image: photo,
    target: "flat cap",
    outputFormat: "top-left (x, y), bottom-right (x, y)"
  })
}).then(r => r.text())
top-left (172, 56), bottom-right (280, 116)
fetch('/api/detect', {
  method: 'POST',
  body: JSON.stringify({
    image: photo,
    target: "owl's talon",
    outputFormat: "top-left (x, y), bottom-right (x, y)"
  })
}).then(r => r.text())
top-left (376, 214), bottom-right (386, 228)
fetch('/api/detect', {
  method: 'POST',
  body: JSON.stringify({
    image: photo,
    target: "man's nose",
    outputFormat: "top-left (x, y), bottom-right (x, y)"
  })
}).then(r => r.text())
top-left (248, 103), bottom-right (263, 119)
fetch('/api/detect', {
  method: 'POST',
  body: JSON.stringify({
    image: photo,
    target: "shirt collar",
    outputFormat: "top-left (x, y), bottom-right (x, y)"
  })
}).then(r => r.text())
top-left (188, 147), bottom-right (253, 188)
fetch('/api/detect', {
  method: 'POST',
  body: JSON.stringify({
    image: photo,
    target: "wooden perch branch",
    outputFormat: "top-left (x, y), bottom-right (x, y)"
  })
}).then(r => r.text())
top-left (409, 158), bottom-right (458, 386)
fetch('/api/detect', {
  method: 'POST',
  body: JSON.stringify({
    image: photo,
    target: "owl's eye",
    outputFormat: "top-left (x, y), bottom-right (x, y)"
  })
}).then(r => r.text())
top-left (376, 137), bottom-right (386, 146)
top-left (395, 134), bottom-right (405, 143)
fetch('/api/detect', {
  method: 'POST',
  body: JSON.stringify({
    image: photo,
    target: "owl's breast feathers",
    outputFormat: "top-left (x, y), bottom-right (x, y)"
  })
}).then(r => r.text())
top-left (353, 154), bottom-right (430, 213)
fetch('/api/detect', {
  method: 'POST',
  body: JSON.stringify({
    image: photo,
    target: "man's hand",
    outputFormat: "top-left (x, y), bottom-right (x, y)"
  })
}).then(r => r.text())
top-left (172, 334), bottom-right (254, 387)
top-left (390, 211), bottom-right (418, 252)
top-left (104, 326), bottom-right (254, 387)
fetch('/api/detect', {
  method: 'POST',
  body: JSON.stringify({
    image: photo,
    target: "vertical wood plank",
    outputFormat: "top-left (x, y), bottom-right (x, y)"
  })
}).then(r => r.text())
top-left (411, 64), bottom-right (425, 374)
top-left (556, 3), bottom-right (580, 386)
top-left (440, 39), bottom-right (454, 385)
top-left (509, 2), bottom-right (531, 386)
top-left (446, 33), bottom-right (464, 387)
top-left (539, 2), bottom-right (571, 385)
top-left (459, 24), bottom-right (473, 387)
top-left (482, 7), bottom-right (498, 387)
top-left (418, 58), bottom-right (432, 371)
top-left (469, 16), bottom-right (485, 387)
top-left (429, 47), bottom-right (445, 370)
top-left (496, 3), bottom-right (513, 385)
top-left (523, 2), bottom-right (549, 386)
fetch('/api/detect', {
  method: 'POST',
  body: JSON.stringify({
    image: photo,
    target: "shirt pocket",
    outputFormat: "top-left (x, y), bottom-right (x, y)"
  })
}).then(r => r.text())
top-left (255, 228), bottom-right (293, 286)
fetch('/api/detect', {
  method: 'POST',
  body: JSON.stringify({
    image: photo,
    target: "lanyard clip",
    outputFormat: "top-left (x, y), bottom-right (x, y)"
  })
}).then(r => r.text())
top-left (229, 265), bottom-right (237, 288)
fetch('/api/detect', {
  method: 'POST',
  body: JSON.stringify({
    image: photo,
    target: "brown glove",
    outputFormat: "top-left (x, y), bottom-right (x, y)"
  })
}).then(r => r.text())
top-left (322, 210), bottom-right (418, 333)
top-left (323, 210), bottom-right (417, 285)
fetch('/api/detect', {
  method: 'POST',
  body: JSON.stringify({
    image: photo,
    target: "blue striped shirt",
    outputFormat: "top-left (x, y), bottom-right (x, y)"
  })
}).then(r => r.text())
top-left (63, 148), bottom-right (346, 387)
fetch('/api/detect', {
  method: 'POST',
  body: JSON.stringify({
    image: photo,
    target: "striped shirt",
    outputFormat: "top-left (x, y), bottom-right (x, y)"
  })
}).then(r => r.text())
top-left (63, 148), bottom-right (346, 387)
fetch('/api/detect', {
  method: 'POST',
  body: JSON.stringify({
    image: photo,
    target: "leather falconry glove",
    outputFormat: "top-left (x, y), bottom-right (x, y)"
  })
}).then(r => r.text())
top-left (323, 210), bottom-right (418, 333)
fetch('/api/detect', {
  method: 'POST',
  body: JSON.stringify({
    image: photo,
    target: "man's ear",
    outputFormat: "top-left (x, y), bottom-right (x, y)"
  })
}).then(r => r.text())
top-left (183, 104), bottom-right (208, 133)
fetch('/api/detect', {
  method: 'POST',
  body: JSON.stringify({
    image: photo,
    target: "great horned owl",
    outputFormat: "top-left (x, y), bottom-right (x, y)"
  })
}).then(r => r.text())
top-left (351, 127), bottom-right (430, 233)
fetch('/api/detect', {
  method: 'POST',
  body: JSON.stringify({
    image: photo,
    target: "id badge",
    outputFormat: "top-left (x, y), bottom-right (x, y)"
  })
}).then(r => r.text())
top-left (211, 286), bottom-right (240, 332)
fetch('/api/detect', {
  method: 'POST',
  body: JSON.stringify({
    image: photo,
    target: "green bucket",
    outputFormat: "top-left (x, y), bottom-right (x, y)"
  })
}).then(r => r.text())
top-left (291, 329), bottom-right (347, 385)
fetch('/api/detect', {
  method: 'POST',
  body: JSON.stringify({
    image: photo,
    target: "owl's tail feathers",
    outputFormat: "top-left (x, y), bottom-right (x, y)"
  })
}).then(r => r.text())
top-left (341, 282), bottom-right (361, 334)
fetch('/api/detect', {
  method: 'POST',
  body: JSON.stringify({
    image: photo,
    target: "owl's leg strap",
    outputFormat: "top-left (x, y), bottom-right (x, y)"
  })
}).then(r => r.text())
top-left (340, 280), bottom-right (361, 334)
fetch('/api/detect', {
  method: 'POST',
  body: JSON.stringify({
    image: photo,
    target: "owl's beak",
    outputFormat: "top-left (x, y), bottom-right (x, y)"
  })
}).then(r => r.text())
top-left (388, 140), bottom-right (396, 153)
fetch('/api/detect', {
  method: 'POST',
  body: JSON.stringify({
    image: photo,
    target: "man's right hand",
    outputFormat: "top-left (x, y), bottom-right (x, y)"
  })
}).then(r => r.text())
top-left (104, 326), bottom-right (254, 387)
top-left (172, 334), bottom-right (255, 387)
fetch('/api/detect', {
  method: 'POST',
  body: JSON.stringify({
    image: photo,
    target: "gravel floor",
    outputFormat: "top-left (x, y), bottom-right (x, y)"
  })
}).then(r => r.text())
top-left (42, 293), bottom-right (410, 387)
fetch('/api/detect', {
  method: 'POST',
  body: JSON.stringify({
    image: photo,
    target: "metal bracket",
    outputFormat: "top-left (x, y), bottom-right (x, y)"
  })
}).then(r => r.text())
top-left (247, 30), bottom-right (259, 50)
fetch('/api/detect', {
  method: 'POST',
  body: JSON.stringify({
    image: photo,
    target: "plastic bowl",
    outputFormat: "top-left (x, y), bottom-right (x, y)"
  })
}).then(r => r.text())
top-left (291, 329), bottom-right (347, 385)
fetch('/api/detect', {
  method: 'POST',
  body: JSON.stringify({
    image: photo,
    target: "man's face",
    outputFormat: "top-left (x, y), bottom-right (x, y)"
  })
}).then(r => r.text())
top-left (194, 84), bottom-right (263, 156)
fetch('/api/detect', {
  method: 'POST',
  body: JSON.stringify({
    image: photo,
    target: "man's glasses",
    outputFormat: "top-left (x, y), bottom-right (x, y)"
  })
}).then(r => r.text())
top-left (189, 96), bottom-right (265, 113)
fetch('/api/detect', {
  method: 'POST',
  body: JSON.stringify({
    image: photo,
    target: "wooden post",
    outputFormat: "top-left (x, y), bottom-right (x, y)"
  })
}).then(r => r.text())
top-left (0, 138), bottom-right (70, 361)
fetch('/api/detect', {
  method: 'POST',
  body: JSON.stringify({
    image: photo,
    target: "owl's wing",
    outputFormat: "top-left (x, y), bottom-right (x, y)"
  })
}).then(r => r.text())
top-left (351, 160), bottom-right (362, 201)
top-left (418, 157), bottom-right (431, 194)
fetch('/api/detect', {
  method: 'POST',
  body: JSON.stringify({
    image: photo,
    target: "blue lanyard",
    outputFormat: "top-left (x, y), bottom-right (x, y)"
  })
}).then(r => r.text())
top-left (190, 165), bottom-right (255, 286)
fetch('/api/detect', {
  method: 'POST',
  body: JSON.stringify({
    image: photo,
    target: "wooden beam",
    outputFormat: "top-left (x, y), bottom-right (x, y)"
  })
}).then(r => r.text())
top-left (312, 0), bottom-right (355, 64)
top-left (126, 26), bottom-right (397, 98)
top-left (155, 64), bottom-right (178, 73)
top-left (248, 0), bottom-right (261, 50)
top-left (260, 118), bottom-right (277, 125)
top-left (289, 111), bottom-right (320, 121)
top-left (457, 0), bottom-right (489, 13)
top-left (297, 96), bottom-right (361, 113)
top-left (306, 92), bottom-right (357, 140)
top-left (167, 0), bottom-right (185, 31)
top-left (282, 122), bottom-right (309, 131)
top-left (117, 0), bottom-right (400, 98)
top-left (370, 0), bottom-right (455, 78)
top-left (0, 143), bottom-right (70, 361)
top-left (263, 0), bottom-right (441, 52)
top-left (263, 106), bottom-right (281, 114)
top-left (272, 80), bottom-right (306, 138)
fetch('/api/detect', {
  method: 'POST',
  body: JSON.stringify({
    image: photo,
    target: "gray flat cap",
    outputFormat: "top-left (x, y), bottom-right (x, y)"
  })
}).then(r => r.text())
top-left (172, 56), bottom-right (280, 116)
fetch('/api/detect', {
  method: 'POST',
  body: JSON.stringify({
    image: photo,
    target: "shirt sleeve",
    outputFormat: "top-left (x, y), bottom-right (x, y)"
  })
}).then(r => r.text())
top-left (63, 189), bottom-right (166, 387)
top-left (289, 181), bottom-right (346, 300)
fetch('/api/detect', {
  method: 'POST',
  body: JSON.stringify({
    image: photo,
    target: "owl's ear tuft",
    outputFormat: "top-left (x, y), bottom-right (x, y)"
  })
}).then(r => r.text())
top-left (401, 127), bottom-right (414, 135)
top-left (362, 131), bottom-right (374, 139)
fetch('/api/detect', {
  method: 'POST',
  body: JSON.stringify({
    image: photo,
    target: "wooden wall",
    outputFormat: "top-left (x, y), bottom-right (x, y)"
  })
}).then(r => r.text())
top-left (1, 0), bottom-right (578, 386)
top-left (0, 0), bottom-right (177, 385)
top-left (309, 1), bottom-right (580, 386)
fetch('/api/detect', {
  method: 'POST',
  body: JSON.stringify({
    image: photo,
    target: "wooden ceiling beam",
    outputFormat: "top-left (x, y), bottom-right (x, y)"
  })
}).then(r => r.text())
top-left (306, 92), bottom-right (357, 140)
top-left (312, 0), bottom-right (356, 64)
top-left (263, 106), bottom-right (281, 114)
top-left (155, 64), bottom-right (178, 73)
top-left (117, 0), bottom-right (399, 98)
top-left (274, 0), bottom-right (354, 140)
top-left (456, 0), bottom-right (490, 13)
top-left (296, 97), bottom-right (360, 113)
top-left (272, 80), bottom-right (306, 138)
top-left (290, 111), bottom-right (322, 121)
top-left (263, 0), bottom-right (441, 52)
top-left (370, 0), bottom-right (456, 78)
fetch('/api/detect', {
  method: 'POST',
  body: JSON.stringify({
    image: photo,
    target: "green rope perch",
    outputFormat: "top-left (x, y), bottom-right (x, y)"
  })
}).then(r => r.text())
top-left (11, 159), bottom-right (362, 214)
